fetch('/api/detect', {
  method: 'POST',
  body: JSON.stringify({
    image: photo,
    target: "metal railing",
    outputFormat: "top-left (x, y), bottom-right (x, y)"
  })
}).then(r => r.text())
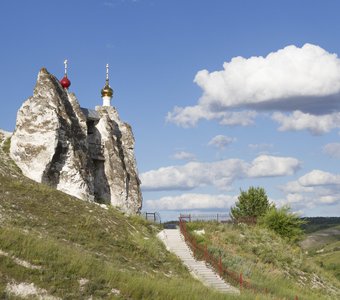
top-left (179, 213), bottom-right (230, 223)
top-left (142, 212), bottom-right (162, 224)
top-left (178, 218), bottom-right (299, 299)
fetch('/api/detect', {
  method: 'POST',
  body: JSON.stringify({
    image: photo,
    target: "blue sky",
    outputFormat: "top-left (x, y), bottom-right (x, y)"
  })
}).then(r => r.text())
top-left (1, 0), bottom-right (340, 220)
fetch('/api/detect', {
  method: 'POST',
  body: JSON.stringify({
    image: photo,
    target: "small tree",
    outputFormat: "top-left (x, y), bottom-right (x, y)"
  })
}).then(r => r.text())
top-left (230, 186), bottom-right (272, 223)
top-left (259, 206), bottom-right (306, 242)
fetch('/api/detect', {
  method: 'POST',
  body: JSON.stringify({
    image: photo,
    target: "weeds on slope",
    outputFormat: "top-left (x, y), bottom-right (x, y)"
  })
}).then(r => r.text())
top-left (186, 221), bottom-right (340, 300)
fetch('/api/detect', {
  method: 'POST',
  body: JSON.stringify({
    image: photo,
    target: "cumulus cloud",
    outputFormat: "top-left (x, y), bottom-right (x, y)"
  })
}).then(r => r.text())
top-left (247, 155), bottom-right (301, 177)
top-left (140, 155), bottom-right (300, 191)
top-left (279, 181), bottom-right (314, 194)
top-left (279, 170), bottom-right (340, 210)
top-left (166, 106), bottom-right (256, 128)
top-left (217, 111), bottom-right (257, 126)
top-left (145, 193), bottom-right (236, 210)
top-left (286, 193), bottom-right (304, 204)
top-left (208, 135), bottom-right (235, 149)
top-left (167, 44), bottom-right (340, 133)
top-left (172, 151), bottom-right (196, 161)
top-left (319, 195), bottom-right (338, 204)
top-left (323, 143), bottom-right (340, 158)
top-left (195, 44), bottom-right (340, 111)
top-left (298, 169), bottom-right (340, 186)
top-left (272, 111), bottom-right (340, 135)
top-left (140, 159), bottom-right (247, 191)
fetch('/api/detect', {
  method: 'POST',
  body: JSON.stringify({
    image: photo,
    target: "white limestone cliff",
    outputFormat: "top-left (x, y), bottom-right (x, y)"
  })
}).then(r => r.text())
top-left (10, 68), bottom-right (142, 214)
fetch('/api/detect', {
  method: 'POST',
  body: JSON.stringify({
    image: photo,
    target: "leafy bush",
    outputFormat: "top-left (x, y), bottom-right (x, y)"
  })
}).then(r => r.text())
top-left (259, 206), bottom-right (306, 242)
top-left (230, 186), bottom-right (272, 223)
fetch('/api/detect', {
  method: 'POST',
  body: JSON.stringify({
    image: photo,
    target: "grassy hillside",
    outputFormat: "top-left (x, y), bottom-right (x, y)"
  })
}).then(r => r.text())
top-left (0, 133), bottom-right (249, 300)
top-left (1, 131), bottom-right (339, 299)
top-left (185, 221), bottom-right (340, 300)
top-left (301, 225), bottom-right (340, 281)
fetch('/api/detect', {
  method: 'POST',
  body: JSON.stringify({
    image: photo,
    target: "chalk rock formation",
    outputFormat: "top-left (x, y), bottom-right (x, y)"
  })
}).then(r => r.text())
top-left (10, 68), bottom-right (142, 214)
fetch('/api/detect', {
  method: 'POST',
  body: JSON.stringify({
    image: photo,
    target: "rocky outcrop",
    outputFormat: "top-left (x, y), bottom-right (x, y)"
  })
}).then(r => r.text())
top-left (95, 106), bottom-right (142, 214)
top-left (10, 68), bottom-right (142, 214)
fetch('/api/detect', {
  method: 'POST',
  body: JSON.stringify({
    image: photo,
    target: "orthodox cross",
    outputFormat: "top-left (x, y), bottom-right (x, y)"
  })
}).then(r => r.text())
top-left (64, 59), bottom-right (68, 77)
top-left (106, 63), bottom-right (109, 84)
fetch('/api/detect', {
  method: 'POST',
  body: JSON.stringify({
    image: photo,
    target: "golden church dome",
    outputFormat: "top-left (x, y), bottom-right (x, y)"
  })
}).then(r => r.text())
top-left (101, 83), bottom-right (113, 98)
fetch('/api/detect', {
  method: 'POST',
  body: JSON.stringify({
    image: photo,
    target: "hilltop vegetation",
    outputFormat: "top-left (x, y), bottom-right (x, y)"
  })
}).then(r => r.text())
top-left (230, 186), bottom-right (305, 242)
top-left (186, 221), bottom-right (340, 299)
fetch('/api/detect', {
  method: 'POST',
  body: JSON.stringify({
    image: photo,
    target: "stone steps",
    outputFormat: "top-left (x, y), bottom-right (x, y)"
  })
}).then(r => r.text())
top-left (157, 229), bottom-right (239, 294)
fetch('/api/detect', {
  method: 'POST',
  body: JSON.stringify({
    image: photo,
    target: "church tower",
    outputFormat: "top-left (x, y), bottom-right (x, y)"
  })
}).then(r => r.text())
top-left (101, 64), bottom-right (113, 107)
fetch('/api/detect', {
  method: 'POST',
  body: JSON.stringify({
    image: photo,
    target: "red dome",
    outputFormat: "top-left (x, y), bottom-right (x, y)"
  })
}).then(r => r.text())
top-left (60, 76), bottom-right (71, 89)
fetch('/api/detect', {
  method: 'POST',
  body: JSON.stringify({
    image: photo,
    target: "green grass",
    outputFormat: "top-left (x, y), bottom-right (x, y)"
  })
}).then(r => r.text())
top-left (0, 227), bottom-right (243, 300)
top-left (2, 137), bottom-right (10, 154)
top-left (1, 174), bottom-right (241, 299)
top-left (311, 250), bottom-right (340, 280)
top-left (185, 221), bottom-right (340, 299)
top-left (305, 232), bottom-right (340, 281)
top-left (0, 136), bottom-right (252, 299)
top-left (300, 225), bottom-right (340, 251)
top-left (1, 133), bottom-right (339, 299)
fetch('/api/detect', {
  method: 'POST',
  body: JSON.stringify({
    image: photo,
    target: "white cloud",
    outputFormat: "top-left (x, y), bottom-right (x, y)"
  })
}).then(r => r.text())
top-left (145, 193), bottom-right (236, 210)
top-left (195, 44), bottom-right (340, 110)
top-left (279, 181), bottom-right (314, 194)
top-left (166, 105), bottom-right (208, 128)
top-left (323, 143), bottom-right (340, 158)
top-left (144, 169), bottom-right (340, 213)
top-left (279, 170), bottom-right (340, 211)
top-left (140, 155), bottom-right (300, 191)
top-left (247, 155), bottom-right (301, 177)
top-left (208, 135), bottom-right (235, 149)
top-left (167, 44), bottom-right (340, 132)
top-left (140, 159), bottom-right (247, 191)
top-left (319, 195), bottom-right (338, 204)
top-left (286, 193), bottom-right (304, 203)
top-left (298, 169), bottom-right (340, 186)
top-left (172, 151), bottom-right (196, 161)
top-left (272, 111), bottom-right (340, 135)
top-left (218, 111), bottom-right (257, 126)
top-left (166, 106), bottom-right (256, 128)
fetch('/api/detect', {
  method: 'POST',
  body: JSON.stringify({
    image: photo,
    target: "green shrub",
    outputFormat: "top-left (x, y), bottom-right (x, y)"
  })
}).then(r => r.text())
top-left (230, 186), bottom-right (273, 222)
top-left (259, 206), bottom-right (306, 242)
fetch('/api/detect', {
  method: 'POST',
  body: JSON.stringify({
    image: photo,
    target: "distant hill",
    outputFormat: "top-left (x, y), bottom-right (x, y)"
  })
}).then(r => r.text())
top-left (300, 224), bottom-right (340, 282)
top-left (302, 217), bottom-right (340, 234)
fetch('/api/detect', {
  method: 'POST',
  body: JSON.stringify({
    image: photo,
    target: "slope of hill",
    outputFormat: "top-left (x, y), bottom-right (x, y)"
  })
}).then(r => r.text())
top-left (0, 133), bottom-right (245, 300)
top-left (185, 221), bottom-right (340, 299)
top-left (2, 130), bottom-right (339, 299)
top-left (302, 217), bottom-right (340, 234)
top-left (301, 225), bottom-right (340, 281)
